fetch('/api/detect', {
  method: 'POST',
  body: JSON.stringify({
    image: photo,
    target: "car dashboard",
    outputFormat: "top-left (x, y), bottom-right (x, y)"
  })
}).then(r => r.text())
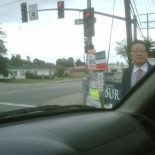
top-left (0, 111), bottom-right (155, 155)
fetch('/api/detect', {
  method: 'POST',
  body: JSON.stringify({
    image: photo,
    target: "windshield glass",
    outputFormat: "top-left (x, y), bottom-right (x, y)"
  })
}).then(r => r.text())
top-left (0, 0), bottom-right (155, 113)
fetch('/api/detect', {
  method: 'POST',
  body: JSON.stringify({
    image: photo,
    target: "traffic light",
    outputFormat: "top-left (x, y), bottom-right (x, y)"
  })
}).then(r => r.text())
top-left (83, 8), bottom-right (95, 37)
top-left (57, 1), bottom-right (64, 19)
top-left (21, 2), bottom-right (28, 23)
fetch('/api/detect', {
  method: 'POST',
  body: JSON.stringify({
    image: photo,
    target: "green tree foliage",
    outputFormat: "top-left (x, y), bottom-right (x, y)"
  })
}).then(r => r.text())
top-left (32, 58), bottom-right (55, 68)
top-left (56, 57), bottom-right (74, 67)
top-left (33, 59), bottom-right (46, 67)
top-left (0, 28), bottom-right (7, 55)
top-left (8, 55), bottom-right (55, 68)
top-left (9, 54), bottom-right (24, 67)
top-left (67, 57), bottom-right (74, 67)
top-left (75, 58), bottom-right (85, 66)
top-left (0, 56), bottom-right (8, 76)
top-left (0, 27), bottom-right (8, 76)
top-left (55, 66), bottom-right (65, 77)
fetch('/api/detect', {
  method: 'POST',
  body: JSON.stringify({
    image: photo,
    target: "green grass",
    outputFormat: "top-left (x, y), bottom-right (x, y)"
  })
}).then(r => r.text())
top-left (0, 77), bottom-right (82, 83)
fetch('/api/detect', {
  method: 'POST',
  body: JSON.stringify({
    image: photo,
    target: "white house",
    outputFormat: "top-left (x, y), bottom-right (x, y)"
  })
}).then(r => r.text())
top-left (6, 66), bottom-right (55, 79)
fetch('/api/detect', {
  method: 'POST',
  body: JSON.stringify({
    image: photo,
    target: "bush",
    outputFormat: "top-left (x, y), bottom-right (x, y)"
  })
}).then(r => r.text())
top-left (25, 71), bottom-right (55, 79)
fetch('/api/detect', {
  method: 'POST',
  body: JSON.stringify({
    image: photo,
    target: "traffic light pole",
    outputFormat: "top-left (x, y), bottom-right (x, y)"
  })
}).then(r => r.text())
top-left (86, 0), bottom-right (92, 46)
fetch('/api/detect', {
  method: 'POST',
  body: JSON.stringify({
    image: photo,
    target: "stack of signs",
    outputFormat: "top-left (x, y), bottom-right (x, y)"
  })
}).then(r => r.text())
top-left (87, 50), bottom-right (107, 70)
top-left (86, 72), bottom-right (104, 108)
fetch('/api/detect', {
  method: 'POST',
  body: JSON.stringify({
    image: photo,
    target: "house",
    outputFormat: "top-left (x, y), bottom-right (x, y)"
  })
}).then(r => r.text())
top-left (6, 65), bottom-right (55, 79)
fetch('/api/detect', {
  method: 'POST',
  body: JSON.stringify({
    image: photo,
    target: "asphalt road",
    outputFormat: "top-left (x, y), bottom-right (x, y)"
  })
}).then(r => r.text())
top-left (0, 79), bottom-right (83, 112)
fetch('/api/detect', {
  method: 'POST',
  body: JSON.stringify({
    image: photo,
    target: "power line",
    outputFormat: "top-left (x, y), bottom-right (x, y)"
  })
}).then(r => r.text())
top-left (130, 1), bottom-right (144, 38)
top-left (130, 0), bottom-right (141, 27)
top-left (0, 0), bottom-right (23, 7)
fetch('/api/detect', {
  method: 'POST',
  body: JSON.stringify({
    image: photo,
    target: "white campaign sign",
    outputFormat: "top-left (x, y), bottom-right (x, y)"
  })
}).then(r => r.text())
top-left (97, 72), bottom-right (104, 91)
top-left (87, 96), bottom-right (101, 108)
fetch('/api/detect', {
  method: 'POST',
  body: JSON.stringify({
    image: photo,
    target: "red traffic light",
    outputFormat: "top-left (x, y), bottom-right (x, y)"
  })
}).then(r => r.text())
top-left (84, 11), bottom-right (90, 17)
top-left (83, 8), bottom-right (95, 37)
top-left (57, 1), bottom-right (64, 19)
top-left (58, 2), bottom-right (63, 7)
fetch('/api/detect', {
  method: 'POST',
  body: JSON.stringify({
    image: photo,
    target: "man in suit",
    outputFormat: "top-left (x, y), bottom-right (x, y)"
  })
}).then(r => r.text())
top-left (122, 40), bottom-right (153, 96)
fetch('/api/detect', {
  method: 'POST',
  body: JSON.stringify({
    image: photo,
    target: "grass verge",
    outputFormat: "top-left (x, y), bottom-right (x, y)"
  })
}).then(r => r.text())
top-left (0, 77), bottom-right (82, 83)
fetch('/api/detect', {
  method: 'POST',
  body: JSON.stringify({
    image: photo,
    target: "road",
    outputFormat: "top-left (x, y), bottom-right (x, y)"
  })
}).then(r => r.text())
top-left (0, 80), bottom-right (83, 112)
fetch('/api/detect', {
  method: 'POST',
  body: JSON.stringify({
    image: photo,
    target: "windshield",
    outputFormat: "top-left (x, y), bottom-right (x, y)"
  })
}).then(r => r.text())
top-left (0, 0), bottom-right (155, 113)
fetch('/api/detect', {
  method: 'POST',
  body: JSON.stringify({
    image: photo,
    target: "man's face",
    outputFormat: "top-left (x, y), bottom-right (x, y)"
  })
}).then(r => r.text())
top-left (131, 43), bottom-right (148, 67)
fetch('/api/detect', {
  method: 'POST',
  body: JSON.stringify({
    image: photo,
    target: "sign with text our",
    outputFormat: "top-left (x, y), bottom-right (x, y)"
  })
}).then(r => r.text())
top-left (104, 81), bottom-right (122, 109)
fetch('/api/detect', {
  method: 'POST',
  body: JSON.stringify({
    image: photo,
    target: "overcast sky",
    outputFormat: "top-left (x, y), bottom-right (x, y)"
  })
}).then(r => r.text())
top-left (0, 0), bottom-right (155, 64)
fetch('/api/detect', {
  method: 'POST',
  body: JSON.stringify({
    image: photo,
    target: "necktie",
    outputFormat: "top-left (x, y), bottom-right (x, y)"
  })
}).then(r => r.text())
top-left (136, 69), bottom-right (143, 82)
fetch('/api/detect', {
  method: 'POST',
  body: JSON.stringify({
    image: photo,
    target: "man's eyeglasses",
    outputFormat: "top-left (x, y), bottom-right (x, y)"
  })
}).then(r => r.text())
top-left (131, 50), bottom-right (147, 53)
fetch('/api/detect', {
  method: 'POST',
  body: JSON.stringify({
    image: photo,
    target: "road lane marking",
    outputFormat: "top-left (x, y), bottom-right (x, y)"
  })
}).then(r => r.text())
top-left (0, 84), bottom-right (80, 95)
top-left (0, 102), bottom-right (37, 107)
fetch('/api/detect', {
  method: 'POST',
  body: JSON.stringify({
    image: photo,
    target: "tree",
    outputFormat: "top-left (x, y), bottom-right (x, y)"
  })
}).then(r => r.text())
top-left (75, 58), bottom-right (85, 66)
top-left (0, 56), bottom-right (8, 76)
top-left (56, 58), bottom-right (65, 67)
top-left (0, 28), bottom-right (7, 55)
top-left (0, 27), bottom-right (8, 76)
top-left (23, 56), bottom-right (32, 66)
top-left (9, 54), bottom-right (24, 67)
top-left (67, 57), bottom-right (74, 67)
top-left (55, 66), bottom-right (65, 77)
top-left (33, 59), bottom-right (45, 67)
top-left (115, 38), bottom-right (155, 65)
top-left (56, 57), bottom-right (74, 67)
top-left (115, 39), bottom-right (129, 65)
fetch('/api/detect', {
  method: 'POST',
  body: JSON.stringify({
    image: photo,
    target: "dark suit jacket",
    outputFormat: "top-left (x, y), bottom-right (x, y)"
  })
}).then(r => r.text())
top-left (122, 62), bottom-right (153, 96)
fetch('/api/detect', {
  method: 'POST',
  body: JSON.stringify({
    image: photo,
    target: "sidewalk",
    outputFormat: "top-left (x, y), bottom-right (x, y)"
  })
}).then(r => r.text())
top-left (42, 92), bottom-right (83, 106)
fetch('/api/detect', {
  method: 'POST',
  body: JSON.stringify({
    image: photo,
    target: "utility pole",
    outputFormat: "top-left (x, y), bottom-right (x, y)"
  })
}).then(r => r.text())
top-left (133, 15), bottom-right (137, 40)
top-left (140, 13), bottom-right (155, 40)
top-left (147, 13), bottom-right (149, 40)
top-left (124, 0), bottom-right (132, 66)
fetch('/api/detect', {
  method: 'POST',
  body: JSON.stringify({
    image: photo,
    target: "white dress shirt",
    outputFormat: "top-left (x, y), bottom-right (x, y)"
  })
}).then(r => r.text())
top-left (131, 63), bottom-right (148, 87)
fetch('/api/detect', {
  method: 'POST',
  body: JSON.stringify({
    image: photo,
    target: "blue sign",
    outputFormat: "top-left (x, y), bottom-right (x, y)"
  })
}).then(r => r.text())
top-left (95, 51), bottom-right (106, 60)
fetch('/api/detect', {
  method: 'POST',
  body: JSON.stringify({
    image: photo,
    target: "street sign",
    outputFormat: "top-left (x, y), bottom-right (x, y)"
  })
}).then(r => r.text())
top-left (28, 4), bottom-right (39, 21)
top-left (75, 18), bottom-right (96, 25)
top-left (75, 19), bottom-right (83, 25)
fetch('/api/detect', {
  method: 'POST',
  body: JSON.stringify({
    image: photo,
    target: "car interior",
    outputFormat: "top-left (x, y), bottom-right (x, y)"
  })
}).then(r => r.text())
top-left (0, 66), bottom-right (154, 155)
top-left (1, 0), bottom-right (155, 154)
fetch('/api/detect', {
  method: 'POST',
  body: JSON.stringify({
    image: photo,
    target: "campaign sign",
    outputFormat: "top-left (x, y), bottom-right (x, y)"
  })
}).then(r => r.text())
top-left (97, 72), bottom-right (104, 91)
top-left (95, 51), bottom-right (107, 70)
top-left (104, 81), bottom-right (122, 109)
top-left (87, 49), bottom-right (96, 70)
top-left (87, 96), bottom-right (101, 108)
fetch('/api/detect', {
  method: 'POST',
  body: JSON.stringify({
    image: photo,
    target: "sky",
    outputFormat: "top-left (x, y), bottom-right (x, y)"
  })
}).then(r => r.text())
top-left (0, 0), bottom-right (155, 64)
